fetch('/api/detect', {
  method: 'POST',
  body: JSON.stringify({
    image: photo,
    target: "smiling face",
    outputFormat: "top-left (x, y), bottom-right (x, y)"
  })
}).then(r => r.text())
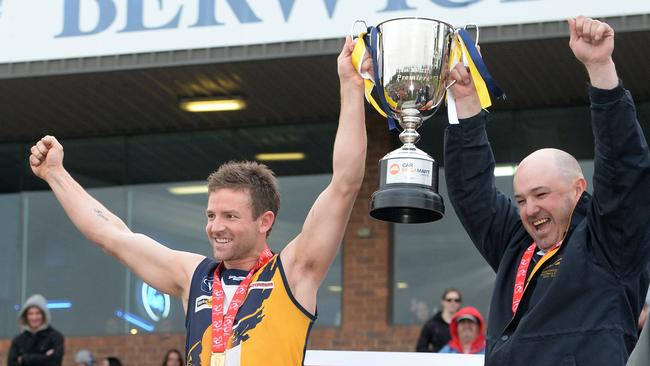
top-left (25, 306), bottom-right (45, 330)
top-left (205, 188), bottom-right (274, 268)
top-left (514, 149), bottom-right (585, 250)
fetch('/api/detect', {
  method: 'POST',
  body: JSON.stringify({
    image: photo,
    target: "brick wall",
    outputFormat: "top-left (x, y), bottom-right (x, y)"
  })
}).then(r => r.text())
top-left (0, 113), bottom-right (423, 366)
top-left (0, 334), bottom-right (186, 366)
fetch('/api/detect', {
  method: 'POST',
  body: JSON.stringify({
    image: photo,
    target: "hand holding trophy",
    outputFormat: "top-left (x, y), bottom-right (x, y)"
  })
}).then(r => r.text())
top-left (351, 17), bottom-right (503, 223)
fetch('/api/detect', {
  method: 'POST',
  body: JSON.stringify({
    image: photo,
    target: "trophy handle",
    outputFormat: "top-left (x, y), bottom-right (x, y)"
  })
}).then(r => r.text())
top-left (463, 24), bottom-right (480, 47)
top-left (351, 20), bottom-right (368, 39)
top-left (444, 23), bottom-right (480, 90)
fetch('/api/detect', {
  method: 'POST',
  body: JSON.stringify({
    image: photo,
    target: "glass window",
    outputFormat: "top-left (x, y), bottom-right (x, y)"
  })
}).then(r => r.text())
top-left (269, 174), bottom-right (341, 326)
top-left (24, 188), bottom-right (128, 336)
top-left (126, 183), bottom-right (210, 333)
top-left (0, 194), bottom-right (22, 338)
top-left (392, 170), bottom-right (497, 325)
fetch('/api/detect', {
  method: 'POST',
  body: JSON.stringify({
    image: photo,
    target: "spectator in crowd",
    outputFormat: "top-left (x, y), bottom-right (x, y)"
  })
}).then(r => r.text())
top-left (439, 306), bottom-right (486, 354)
top-left (74, 349), bottom-right (95, 366)
top-left (101, 357), bottom-right (122, 366)
top-left (161, 349), bottom-right (184, 366)
top-left (7, 294), bottom-right (65, 366)
top-left (416, 288), bottom-right (462, 352)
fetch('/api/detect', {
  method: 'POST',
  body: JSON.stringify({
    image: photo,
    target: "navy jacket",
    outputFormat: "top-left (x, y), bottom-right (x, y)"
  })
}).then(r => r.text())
top-left (444, 84), bottom-right (650, 366)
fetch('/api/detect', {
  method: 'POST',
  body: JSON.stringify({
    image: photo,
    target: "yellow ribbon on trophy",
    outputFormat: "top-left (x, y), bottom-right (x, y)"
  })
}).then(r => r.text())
top-left (351, 32), bottom-right (389, 118)
top-left (351, 27), bottom-right (503, 127)
top-left (447, 30), bottom-right (493, 110)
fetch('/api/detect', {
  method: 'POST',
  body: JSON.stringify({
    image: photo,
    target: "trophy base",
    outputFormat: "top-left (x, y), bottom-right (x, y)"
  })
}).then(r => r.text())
top-left (369, 184), bottom-right (444, 224)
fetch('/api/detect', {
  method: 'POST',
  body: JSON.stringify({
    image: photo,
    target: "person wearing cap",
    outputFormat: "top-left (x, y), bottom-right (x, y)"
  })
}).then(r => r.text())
top-left (7, 294), bottom-right (65, 366)
top-left (74, 349), bottom-right (95, 366)
top-left (439, 306), bottom-right (486, 354)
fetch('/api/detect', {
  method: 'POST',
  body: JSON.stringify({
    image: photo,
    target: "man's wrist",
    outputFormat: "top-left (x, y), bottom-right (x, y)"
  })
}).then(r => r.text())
top-left (43, 166), bottom-right (67, 185)
top-left (586, 59), bottom-right (618, 90)
top-left (456, 97), bottom-right (482, 119)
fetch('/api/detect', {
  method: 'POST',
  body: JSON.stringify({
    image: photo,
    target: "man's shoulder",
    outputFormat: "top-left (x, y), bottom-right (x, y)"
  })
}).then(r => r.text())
top-left (191, 256), bottom-right (215, 274)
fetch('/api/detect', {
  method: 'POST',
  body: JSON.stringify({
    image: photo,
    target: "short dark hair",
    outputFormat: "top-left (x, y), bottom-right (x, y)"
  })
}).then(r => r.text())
top-left (207, 161), bottom-right (280, 235)
top-left (441, 288), bottom-right (462, 302)
top-left (106, 357), bottom-right (122, 366)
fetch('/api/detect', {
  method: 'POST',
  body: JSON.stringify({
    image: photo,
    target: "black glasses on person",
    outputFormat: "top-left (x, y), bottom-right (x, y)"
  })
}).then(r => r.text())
top-left (444, 297), bottom-right (461, 303)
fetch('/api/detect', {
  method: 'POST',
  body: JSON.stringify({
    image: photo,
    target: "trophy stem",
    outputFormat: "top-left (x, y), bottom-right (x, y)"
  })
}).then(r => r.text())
top-left (399, 108), bottom-right (423, 148)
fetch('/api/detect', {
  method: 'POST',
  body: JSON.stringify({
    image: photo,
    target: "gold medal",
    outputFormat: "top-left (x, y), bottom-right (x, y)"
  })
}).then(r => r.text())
top-left (210, 352), bottom-right (225, 366)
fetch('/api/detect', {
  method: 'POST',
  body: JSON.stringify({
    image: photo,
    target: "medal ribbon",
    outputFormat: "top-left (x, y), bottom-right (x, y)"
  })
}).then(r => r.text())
top-left (512, 240), bottom-right (562, 314)
top-left (211, 246), bottom-right (274, 353)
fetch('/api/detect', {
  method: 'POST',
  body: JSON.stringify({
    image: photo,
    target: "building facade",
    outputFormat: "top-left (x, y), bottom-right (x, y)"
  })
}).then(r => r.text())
top-left (1, 1), bottom-right (649, 365)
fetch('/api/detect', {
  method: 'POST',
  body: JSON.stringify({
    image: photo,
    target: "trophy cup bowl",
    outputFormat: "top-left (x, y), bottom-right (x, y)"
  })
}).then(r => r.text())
top-left (368, 17), bottom-right (454, 224)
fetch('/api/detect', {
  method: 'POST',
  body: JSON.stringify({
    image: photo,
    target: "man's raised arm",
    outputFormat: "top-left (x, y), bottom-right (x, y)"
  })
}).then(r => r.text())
top-left (281, 36), bottom-right (368, 310)
top-left (568, 16), bottom-right (650, 274)
top-left (29, 136), bottom-right (204, 309)
top-left (568, 16), bottom-right (618, 90)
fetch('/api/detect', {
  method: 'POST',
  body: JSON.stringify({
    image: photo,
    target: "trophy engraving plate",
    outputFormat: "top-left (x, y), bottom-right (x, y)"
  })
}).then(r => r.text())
top-left (385, 158), bottom-right (433, 186)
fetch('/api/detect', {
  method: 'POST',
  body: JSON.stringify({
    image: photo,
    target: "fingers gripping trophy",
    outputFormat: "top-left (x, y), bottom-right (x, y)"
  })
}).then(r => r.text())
top-left (351, 17), bottom-right (504, 223)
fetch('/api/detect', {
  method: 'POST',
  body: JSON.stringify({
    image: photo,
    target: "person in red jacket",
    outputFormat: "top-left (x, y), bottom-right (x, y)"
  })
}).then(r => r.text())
top-left (439, 306), bottom-right (486, 354)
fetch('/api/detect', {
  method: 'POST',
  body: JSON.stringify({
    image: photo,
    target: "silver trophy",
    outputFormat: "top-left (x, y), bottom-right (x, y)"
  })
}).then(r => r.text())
top-left (364, 17), bottom-right (455, 224)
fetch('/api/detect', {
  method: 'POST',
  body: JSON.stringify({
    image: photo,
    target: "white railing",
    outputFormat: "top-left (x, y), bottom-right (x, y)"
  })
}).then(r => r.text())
top-left (305, 350), bottom-right (484, 366)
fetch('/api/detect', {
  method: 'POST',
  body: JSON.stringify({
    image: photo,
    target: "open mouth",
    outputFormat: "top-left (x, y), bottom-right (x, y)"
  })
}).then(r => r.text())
top-left (532, 218), bottom-right (550, 231)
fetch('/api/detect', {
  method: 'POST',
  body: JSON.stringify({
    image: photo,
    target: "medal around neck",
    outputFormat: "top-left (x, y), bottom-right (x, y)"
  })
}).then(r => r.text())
top-left (210, 352), bottom-right (225, 366)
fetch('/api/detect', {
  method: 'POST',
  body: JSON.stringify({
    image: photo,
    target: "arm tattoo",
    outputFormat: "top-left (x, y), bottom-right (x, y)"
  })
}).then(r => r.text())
top-left (93, 208), bottom-right (110, 222)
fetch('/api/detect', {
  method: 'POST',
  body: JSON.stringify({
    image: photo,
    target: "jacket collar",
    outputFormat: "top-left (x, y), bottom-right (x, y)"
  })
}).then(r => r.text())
top-left (570, 191), bottom-right (591, 229)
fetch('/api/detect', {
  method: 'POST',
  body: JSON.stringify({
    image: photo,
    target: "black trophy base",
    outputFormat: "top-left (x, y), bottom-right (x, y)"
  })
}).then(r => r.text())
top-left (369, 184), bottom-right (445, 224)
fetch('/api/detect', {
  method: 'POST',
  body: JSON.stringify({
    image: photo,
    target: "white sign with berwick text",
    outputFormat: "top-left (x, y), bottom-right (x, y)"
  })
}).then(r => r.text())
top-left (0, 0), bottom-right (649, 63)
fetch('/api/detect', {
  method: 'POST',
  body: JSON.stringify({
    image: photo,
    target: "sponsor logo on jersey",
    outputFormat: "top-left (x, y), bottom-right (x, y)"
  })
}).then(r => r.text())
top-left (195, 295), bottom-right (212, 312)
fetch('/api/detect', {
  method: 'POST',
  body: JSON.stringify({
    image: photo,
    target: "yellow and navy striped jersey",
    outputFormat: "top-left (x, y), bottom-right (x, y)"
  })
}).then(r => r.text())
top-left (185, 254), bottom-right (316, 366)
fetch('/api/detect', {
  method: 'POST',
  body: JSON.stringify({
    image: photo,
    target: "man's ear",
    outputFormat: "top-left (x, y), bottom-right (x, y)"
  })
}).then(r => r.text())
top-left (258, 211), bottom-right (275, 235)
top-left (574, 177), bottom-right (587, 198)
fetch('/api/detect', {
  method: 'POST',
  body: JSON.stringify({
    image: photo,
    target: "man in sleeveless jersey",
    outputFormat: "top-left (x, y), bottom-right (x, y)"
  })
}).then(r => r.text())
top-left (29, 36), bottom-right (371, 366)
